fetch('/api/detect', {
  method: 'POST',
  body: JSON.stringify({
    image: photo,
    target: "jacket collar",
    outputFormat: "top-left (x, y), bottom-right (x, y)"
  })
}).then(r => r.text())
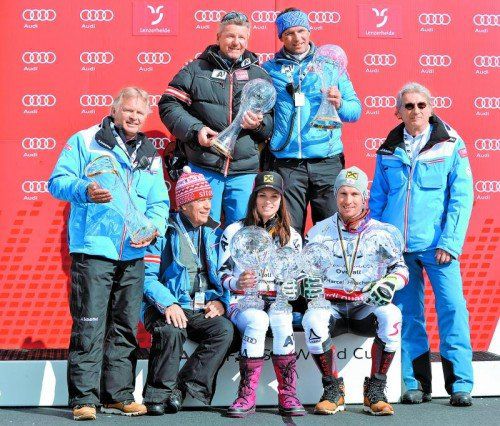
top-left (199, 45), bottom-right (259, 71)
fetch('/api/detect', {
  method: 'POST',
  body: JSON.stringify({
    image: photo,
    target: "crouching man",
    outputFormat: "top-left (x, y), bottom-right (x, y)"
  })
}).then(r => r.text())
top-left (142, 166), bottom-right (234, 415)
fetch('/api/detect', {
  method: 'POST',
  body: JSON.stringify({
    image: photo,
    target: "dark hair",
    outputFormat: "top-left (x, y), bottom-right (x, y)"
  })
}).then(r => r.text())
top-left (243, 189), bottom-right (292, 246)
top-left (277, 7), bottom-right (301, 18)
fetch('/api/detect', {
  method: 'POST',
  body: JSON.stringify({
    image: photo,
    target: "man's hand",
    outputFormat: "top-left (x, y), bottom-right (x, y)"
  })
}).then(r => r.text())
top-left (278, 280), bottom-right (300, 301)
top-left (301, 276), bottom-right (323, 300)
top-left (435, 248), bottom-right (452, 264)
top-left (236, 270), bottom-right (257, 290)
top-left (87, 182), bottom-right (112, 203)
top-left (165, 304), bottom-right (188, 329)
top-left (326, 86), bottom-right (342, 110)
top-left (241, 111), bottom-right (264, 130)
top-left (197, 126), bottom-right (218, 147)
top-left (362, 274), bottom-right (399, 306)
top-left (130, 230), bottom-right (159, 248)
top-left (204, 300), bottom-right (225, 318)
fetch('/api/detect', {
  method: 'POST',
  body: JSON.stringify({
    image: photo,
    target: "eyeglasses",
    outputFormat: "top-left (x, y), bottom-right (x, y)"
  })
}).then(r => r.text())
top-left (221, 11), bottom-right (249, 23)
top-left (404, 102), bottom-right (427, 111)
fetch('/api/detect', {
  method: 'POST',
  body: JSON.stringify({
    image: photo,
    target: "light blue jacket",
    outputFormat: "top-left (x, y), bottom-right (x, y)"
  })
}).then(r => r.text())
top-left (262, 44), bottom-right (361, 159)
top-left (369, 115), bottom-right (474, 258)
top-left (48, 118), bottom-right (170, 261)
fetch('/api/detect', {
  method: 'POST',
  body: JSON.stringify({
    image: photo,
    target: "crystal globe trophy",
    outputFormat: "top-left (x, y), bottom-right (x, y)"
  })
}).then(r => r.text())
top-left (269, 246), bottom-right (302, 315)
top-left (301, 242), bottom-right (332, 310)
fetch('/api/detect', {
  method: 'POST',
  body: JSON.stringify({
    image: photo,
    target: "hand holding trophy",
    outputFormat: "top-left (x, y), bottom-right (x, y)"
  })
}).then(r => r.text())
top-left (269, 246), bottom-right (302, 315)
top-left (301, 242), bottom-right (332, 310)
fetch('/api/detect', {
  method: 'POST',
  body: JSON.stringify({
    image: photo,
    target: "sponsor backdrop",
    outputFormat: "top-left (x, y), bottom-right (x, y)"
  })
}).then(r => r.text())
top-left (0, 0), bottom-right (498, 352)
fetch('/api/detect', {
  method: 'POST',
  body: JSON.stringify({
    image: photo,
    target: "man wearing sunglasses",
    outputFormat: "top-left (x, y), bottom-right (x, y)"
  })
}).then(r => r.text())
top-left (370, 82), bottom-right (474, 407)
top-left (158, 11), bottom-right (273, 226)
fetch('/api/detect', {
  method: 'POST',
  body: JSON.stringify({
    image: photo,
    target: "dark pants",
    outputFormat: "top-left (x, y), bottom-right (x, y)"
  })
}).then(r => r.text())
top-left (67, 253), bottom-right (145, 407)
top-left (143, 307), bottom-right (234, 405)
top-left (273, 155), bottom-right (344, 235)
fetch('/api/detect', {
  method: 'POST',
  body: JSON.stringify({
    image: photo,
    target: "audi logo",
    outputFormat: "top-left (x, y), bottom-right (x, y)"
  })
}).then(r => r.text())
top-left (80, 51), bottom-right (114, 64)
top-left (475, 181), bottom-right (500, 193)
top-left (308, 11), bottom-right (341, 24)
top-left (363, 54), bottom-right (397, 66)
top-left (22, 51), bottom-right (56, 64)
top-left (22, 181), bottom-right (49, 193)
top-left (137, 52), bottom-right (171, 65)
top-left (251, 11), bottom-right (278, 23)
top-left (432, 97), bottom-right (453, 109)
top-left (22, 137), bottom-right (57, 150)
top-left (364, 138), bottom-right (386, 150)
top-left (475, 139), bottom-right (500, 151)
top-left (22, 9), bottom-right (56, 22)
top-left (80, 9), bottom-right (114, 22)
top-left (418, 13), bottom-right (451, 26)
top-left (473, 14), bottom-right (499, 27)
top-left (22, 95), bottom-right (56, 107)
top-left (419, 54), bottom-right (452, 67)
top-left (150, 137), bottom-right (171, 150)
top-left (474, 56), bottom-right (500, 68)
top-left (257, 52), bottom-right (274, 63)
top-left (194, 10), bottom-right (226, 22)
top-left (364, 96), bottom-right (396, 108)
top-left (474, 97), bottom-right (500, 109)
top-left (80, 95), bottom-right (113, 107)
top-left (148, 95), bottom-right (162, 108)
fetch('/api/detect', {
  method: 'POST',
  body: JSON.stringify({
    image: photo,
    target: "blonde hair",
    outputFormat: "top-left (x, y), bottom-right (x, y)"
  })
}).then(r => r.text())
top-left (111, 86), bottom-right (151, 115)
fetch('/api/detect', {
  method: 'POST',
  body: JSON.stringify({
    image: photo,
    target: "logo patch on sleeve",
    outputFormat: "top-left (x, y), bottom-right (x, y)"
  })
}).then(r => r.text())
top-left (459, 148), bottom-right (468, 158)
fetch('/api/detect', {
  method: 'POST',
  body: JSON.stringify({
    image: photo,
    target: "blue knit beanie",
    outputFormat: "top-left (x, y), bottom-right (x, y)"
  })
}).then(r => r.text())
top-left (276, 10), bottom-right (310, 38)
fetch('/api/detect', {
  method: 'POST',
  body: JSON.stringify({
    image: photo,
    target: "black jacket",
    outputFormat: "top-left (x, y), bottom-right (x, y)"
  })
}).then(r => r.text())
top-left (158, 45), bottom-right (273, 175)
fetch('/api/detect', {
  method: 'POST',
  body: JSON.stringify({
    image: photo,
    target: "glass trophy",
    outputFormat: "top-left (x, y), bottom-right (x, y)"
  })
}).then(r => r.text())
top-left (211, 78), bottom-right (277, 159)
top-left (84, 155), bottom-right (157, 244)
top-left (269, 246), bottom-right (301, 315)
top-left (301, 242), bottom-right (332, 310)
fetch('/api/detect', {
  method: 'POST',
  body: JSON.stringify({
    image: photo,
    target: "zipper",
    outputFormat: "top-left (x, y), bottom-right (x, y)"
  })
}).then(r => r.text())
top-left (118, 169), bottom-right (132, 259)
top-left (223, 72), bottom-right (234, 176)
top-left (403, 164), bottom-right (414, 251)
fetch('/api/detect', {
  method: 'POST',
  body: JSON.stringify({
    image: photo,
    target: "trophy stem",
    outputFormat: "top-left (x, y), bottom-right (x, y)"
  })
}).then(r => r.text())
top-left (210, 139), bottom-right (233, 159)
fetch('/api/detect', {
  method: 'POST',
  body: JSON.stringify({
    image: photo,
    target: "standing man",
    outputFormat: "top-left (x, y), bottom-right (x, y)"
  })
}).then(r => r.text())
top-left (263, 7), bottom-right (361, 236)
top-left (158, 11), bottom-right (273, 226)
top-left (49, 87), bottom-right (170, 420)
top-left (370, 82), bottom-right (474, 407)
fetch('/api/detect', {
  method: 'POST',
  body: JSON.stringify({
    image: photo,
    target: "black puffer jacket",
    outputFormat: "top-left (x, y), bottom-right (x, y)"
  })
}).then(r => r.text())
top-left (158, 45), bottom-right (273, 175)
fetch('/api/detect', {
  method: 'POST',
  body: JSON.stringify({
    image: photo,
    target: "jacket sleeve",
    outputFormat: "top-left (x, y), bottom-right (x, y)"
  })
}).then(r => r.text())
top-left (369, 154), bottom-right (390, 220)
top-left (144, 157), bottom-right (170, 236)
top-left (48, 133), bottom-right (90, 204)
top-left (143, 235), bottom-right (179, 313)
top-left (158, 63), bottom-right (205, 142)
top-left (437, 138), bottom-right (474, 258)
top-left (212, 230), bottom-right (231, 311)
top-left (337, 72), bottom-right (362, 123)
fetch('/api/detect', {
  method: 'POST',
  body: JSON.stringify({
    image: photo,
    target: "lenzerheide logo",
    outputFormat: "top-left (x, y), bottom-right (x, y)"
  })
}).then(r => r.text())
top-left (363, 54), bottom-right (397, 66)
top-left (475, 139), bottom-right (500, 151)
top-left (147, 5), bottom-right (164, 25)
top-left (22, 181), bottom-right (48, 193)
top-left (80, 9), bottom-right (114, 22)
top-left (308, 11), bottom-right (341, 24)
top-left (474, 56), bottom-right (500, 68)
top-left (137, 52), bottom-right (171, 65)
top-left (80, 94), bottom-right (113, 107)
top-left (473, 14), bottom-right (499, 27)
top-left (194, 10), bottom-right (226, 23)
top-left (432, 97), bottom-right (452, 109)
top-left (22, 137), bottom-right (56, 150)
top-left (150, 137), bottom-right (171, 150)
top-left (22, 94), bottom-right (56, 107)
top-left (474, 97), bottom-right (500, 109)
top-left (418, 13), bottom-right (451, 26)
top-left (80, 52), bottom-right (114, 64)
top-left (475, 181), bottom-right (500, 193)
top-left (364, 96), bottom-right (396, 108)
top-left (372, 8), bottom-right (388, 28)
top-left (364, 138), bottom-right (386, 150)
top-left (419, 54), bottom-right (452, 67)
top-left (22, 51), bottom-right (56, 64)
top-left (22, 9), bottom-right (56, 21)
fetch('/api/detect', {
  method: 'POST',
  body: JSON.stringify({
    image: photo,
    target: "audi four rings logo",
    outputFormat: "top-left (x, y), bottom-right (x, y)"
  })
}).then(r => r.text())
top-left (22, 181), bottom-right (49, 193)
top-left (258, 53), bottom-right (275, 62)
top-left (473, 14), bottom-right (499, 27)
top-left (22, 51), bottom-right (56, 64)
top-left (363, 54), bottom-right (397, 66)
top-left (364, 138), bottom-right (386, 150)
top-left (419, 55), bottom-right (452, 67)
top-left (475, 139), bottom-right (500, 151)
top-left (474, 56), bottom-right (500, 68)
top-left (148, 95), bottom-right (162, 107)
top-left (475, 181), bottom-right (500, 193)
top-left (194, 10), bottom-right (226, 22)
top-left (150, 137), bottom-right (171, 150)
top-left (251, 11), bottom-right (278, 23)
top-left (80, 52), bottom-right (114, 64)
top-left (22, 9), bottom-right (56, 21)
top-left (80, 9), bottom-right (114, 22)
top-left (22, 137), bottom-right (57, 150)
top-left (432, 97), bottom-right (452, 109)
top-left (137, 52), bottom-right (171, 65)
top-left (308, 11), bottom-right (341, 24)
top-left (22, 95), bottom-right (56, 107)
top-left (80, 95), bottom-right (113, 107)
top-left (364, 96), bottom-right (396, 108)
top-left (474, 97), bottom-right (500, 109)
top-left (418, 13), bottom-right (451, 26)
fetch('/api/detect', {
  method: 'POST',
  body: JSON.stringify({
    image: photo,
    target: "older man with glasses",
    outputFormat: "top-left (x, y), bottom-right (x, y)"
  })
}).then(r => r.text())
top-left (158, 11), bottom-right (273, 226)
top-left (370, 82), bottom-right (474, 407)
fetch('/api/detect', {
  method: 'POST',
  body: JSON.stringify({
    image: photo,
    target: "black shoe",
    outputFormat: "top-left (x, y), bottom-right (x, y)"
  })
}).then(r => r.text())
top-left (450, 392), bottom-right (473, 407)
top-left (166, 389), bottom-right (184, 413)
top-left (401, 389), bottom-right (432, 404)
top-left (145, 403), bottom-right (165, 416)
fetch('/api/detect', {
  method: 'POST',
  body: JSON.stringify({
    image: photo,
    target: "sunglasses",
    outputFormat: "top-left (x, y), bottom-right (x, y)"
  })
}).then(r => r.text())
top-left (221, 11), bottom-right (249, 22)
top-left (404, 102), bottom-right (427, 110)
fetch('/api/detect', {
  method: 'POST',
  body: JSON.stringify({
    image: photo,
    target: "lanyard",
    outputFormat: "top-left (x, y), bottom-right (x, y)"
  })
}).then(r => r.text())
top-left (175, 215), bottom-right (203, 270)
top-left (336, 217), bottom-right (361, 278)
top-left (111, 123), bottom-right (142, 164)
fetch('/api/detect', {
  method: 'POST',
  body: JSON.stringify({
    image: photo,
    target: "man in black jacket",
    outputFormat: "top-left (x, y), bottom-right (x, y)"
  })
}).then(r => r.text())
top-left (158, 11), bottom-right (273, 226)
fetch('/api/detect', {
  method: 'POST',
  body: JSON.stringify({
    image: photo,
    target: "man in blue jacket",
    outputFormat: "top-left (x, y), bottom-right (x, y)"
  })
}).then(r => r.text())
top-left (370, 82), bottom-right (474, 407)
top-left (48, 87), bottom-right (170, 420)
top-left (142, 166), bottom-right (233, 416)
top-left (263, 8), bottom-right (361, 236)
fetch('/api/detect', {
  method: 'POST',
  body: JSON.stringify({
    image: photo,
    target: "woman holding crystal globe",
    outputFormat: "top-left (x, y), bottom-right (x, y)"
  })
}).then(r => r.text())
top-left (218, 171), bottom-right (305, 418)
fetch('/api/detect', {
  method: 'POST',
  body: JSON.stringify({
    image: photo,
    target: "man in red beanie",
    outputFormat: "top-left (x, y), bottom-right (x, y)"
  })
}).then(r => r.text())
top-left (141, 166), bottom-right (234, 416)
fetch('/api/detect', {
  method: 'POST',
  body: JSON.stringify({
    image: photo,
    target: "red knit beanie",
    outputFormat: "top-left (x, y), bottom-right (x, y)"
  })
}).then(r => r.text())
top-left (175, 166), bottom-right (213, 206)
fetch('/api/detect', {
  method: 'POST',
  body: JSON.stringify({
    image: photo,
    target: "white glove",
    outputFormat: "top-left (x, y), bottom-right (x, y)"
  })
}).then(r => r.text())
top-left (278, 279), bottom-right (300, 301)
top-left (362, 274), bottom-right (401, 306)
